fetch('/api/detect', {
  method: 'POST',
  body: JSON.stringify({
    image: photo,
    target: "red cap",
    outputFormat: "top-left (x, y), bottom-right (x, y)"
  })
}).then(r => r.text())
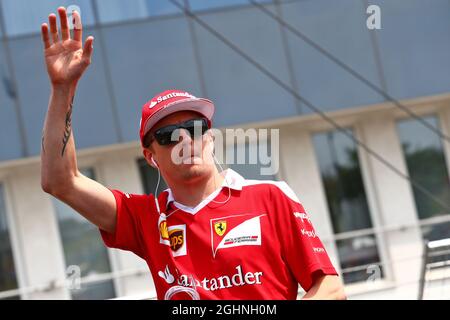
top-left (139, 89), bottom-right (215, 146)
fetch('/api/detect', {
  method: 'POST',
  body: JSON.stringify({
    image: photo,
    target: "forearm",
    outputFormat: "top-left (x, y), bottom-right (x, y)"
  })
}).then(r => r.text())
top-left (301, 275), bottom-right (347, 300)
top-left (302, 287), bottom-right (346, 300)
top-left (41, 84), bottom-right (79, 194)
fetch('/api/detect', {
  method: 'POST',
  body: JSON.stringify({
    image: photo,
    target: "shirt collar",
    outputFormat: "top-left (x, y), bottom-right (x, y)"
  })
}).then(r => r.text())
top-left (165, 168), bottom-right (244, 206)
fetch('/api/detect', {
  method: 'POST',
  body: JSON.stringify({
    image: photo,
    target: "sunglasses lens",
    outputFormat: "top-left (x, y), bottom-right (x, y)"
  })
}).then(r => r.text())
top-left (184, 119), bottom-right (208, 139)
top-left (154, 125), bottom-right (177, 145)
top-left (153, 118), bottom-right (209, 146)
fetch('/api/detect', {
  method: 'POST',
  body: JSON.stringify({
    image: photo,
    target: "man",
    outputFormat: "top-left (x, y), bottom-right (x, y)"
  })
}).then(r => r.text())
top-left (40, 7), bottom-right (346, 300)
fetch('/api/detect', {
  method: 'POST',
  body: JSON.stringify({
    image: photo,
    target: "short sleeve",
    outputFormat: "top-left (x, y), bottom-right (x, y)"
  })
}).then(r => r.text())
top-left (271, 182), bottom-right (338, 291)
top-left (99, 189), bottom-right (149, 259)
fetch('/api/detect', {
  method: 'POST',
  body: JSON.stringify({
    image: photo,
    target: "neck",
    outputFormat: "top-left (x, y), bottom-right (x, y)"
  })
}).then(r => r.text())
top-left (169, 167), bottom-right (225, 208)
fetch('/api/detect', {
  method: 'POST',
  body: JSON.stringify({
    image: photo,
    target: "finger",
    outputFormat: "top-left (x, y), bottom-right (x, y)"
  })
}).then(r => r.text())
top-left (41, 23), bottom-right (51, 49)
top-left (58, 7), bottom-right (70, 41)
top-left (49, 13), bottom-right (59, 44)
top-left (72, 10), bottom-right (82, 42)
top-left (82, 36), bottom-right (94, 62)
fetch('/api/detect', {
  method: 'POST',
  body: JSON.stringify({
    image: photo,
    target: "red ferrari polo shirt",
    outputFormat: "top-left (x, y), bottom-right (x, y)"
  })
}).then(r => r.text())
top-left (100, 169), bottom-right (338, 300)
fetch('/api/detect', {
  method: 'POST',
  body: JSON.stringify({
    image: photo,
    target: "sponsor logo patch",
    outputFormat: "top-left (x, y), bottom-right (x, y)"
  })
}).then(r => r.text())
top-left (214, 221), bottom-right (227, 237)
top-left (168, 224), bottom-right (187, 257)
top-left (210, 214), bottom-right (266, 258)
top-left (300, 228), bottom-right (317, 238)
top-left (149, 92), bottom-right (196, 109)
top-left (293, 211), bottom-right (311, 224)
top-left (158, 214), bottom-right (187, 257)
top-left (158, 264), bottom-right (263, 292)
top-left (158, 265), bottom-right (175, 284)
top-left (159, 220), bottom-right (169, 242)
top-left (169, 228), bottom-right (184, 252)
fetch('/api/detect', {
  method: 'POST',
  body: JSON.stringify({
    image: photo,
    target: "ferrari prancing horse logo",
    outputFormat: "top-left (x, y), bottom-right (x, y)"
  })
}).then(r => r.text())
top-left (214, 221), bottom-right (227, 237)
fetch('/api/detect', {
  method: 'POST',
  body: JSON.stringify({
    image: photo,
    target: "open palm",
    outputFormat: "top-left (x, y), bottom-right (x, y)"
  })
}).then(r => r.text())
top-left (41, 7), bottom-right (94, 86)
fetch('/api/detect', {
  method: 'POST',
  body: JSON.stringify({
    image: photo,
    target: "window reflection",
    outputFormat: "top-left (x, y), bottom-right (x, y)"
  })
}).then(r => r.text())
top-left (189, 0), bottom-right (272, 11)
top-left (0, 184), bottom-right (19, 299)
top-left (189, 0), bottom-right (250, 11)
top-left (100, 18), bottom-right (201, 142)
top-left (138, 158), bottom-right (167, 195)
top-left (422, 222), bottom-right (450, 242)
top-left (226, 139), bottom-right (278, 181)
top-left (337, 235), bottom-right (384, 284)
top-left (95, 0), bottom-right (179, 24)
top-left (312, 129), bottom-right (383, 284)
top-left (1, 0), bottom-right (95, 36)
top-left (193, 4), bottom-right (298, 127)
top-left (397, 115), bottom-right (450, 269)
top-left (397, 115), bottom-right (450, 220)
top-left (281, 0), bottom-right (385, 112)
top-left (53, 168), bottom-right (115, 300)
top-left (313, 130), bottom-right (372, 233)
top-left (94, 0), bottom-right (272, 24)
top-left (421, 222), bottom-right (450, 266)
top-left (0, 42), bottom-right (23, 161)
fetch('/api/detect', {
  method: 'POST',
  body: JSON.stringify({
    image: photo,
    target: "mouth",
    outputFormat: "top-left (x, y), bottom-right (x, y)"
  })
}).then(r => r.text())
top-left (181, 155), bottom-right (203, 165)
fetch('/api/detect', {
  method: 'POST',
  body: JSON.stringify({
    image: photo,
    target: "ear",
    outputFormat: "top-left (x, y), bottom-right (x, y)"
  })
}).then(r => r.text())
top-left (204, 129), bottom-right (214, 144)
top-left (204, 130), bottom-right (216, 153)
top-left (143, 148), bottom-right (158, 169)
top-left (204, 121), bottom-right (215, 156)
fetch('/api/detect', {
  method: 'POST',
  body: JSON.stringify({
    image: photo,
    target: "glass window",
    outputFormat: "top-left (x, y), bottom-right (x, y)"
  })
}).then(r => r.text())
top-left (193, 4), bottom-right (298, 127)
top-left (138, 158), bottom-right (167, 195)
top-left (95, 0), bottom-right (179, 24)
top-left (53, 168), bottom-right (115, 300)
top-left (189, 0), bottom-right (270, 11)
top-left (312, 129), bottom-right (383, 284)
top-left (226, 138), bottom-right (278, 181)
top-left (0, 42), bottom-right (23, 161)
top-left (421, 221), bottom-right (450, 270)
top-left (189, 0), bottom-right (247, 11)
top-left (375, 0), bottom-right (450, 99)
top-left (101, 17), bottom-right (203, 142)
top-left (397, 115), bottom-right (450, 255)
top-left (280, 0), bottom-right (384, 112)
top-left (397, 115), bottom-right (450, 220)
top-left (0, 184), bottom-right (19, 299)
top-left (1, 0), bottom-right (95, 37)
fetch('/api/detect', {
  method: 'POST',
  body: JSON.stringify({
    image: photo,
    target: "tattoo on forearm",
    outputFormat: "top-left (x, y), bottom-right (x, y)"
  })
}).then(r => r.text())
top-left (41, 131), bottom-right (45, 154)
top-left (61, 96), bottom-right (74, 157)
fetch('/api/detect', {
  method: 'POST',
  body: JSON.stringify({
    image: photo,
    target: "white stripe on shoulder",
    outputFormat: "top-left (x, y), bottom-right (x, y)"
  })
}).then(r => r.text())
top-left (242, 179), bottom-right (300, 204)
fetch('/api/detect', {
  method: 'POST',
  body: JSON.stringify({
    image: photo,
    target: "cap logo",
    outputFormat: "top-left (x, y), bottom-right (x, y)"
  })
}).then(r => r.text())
top-left (149, 91), bottom-right (196, 109)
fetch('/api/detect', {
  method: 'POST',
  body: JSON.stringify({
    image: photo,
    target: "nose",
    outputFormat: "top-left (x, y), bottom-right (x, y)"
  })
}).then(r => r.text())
top-left (176, 128), bottom-right (203, 159)
top-left (178, 128), bottom-right (193, 144)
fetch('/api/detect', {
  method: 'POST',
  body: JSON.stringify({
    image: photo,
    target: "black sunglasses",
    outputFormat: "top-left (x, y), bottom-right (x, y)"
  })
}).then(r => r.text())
top-left (149, 118), bottom-right (209, 146)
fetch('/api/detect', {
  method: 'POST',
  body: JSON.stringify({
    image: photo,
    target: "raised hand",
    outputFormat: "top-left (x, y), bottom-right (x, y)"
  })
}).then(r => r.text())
top-left (41, 7), bottom-right (94, 87)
